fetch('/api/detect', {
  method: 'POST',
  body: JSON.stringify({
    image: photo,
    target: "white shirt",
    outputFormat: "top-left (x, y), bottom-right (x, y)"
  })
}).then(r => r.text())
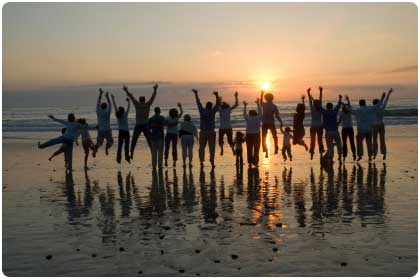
top-left (179, 121), bottom-right (197, 136)
top-left (244, 105), bottom-right (262, 134)
top-left (349, 106), bottom-right (377, 132)
top-left (339, 111), bottom-right (353, 128)
top-left (96, 104), bottom-right (112, 131)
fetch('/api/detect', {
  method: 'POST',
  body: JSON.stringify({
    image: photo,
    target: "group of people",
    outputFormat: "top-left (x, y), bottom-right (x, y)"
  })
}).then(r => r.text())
top-left (37, 84), bottom-right (392, 173)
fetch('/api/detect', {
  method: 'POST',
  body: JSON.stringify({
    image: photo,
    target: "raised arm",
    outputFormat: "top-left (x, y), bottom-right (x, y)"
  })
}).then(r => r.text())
top-left (111, 94), bottom-right (118, 111)
top-left (146, 84), bottom-right (158, 106)
top-left (177, 102), bottom-right (183, 118)
top-left (230, 91), bottom-right (239, 111)
top-left (48, 114), bottom-right (67, 125)
top-left (126, 98), bottom-right (130, 113)
top-left (212, 91), bottom-right (221, 113)
top-left (123, 85), bottom-right (138, 106)
top-left (260, 91), bottom-right (265, 104)
top-left (307, 88), bottom-right (313, 107)
top-left (243, 101), bottom-right (248, 119)
top-left (256, 98), bottom-right (262, 116)
top-left (279, 123), bottom-right (285, 134)
top-left (382, 88), bottom-right (392, 108)
top-left (105, 92), bottom-right (112, 110)
top-left (97, 88), bottom-right (104, 109)
top-left (319, 86), bottom-right (323, 105)
top-left (192, 89), bottom-right (203, 112)
top-left (334, 95), bottom-right (343, 112)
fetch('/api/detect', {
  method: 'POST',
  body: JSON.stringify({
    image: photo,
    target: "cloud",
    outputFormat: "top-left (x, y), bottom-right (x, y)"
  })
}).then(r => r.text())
top-left (381, 65), bottom-right (418, 74)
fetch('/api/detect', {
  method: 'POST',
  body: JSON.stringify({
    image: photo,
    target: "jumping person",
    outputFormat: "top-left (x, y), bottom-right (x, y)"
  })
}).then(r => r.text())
top-left (292, 95), bottom-right (308, 151)
top-left (218, 91), bottom-right (239, 156)
top-left (243, 99), bottom-right (262, 168)
top-left (233, 131), bottom-right (245, 166)
top-left (95, 89), bottom-right (113, 155)
top-left (38, 113), bottom-right (83, 173)
top-left (164, 103), bottom-right (183, 167)
top-left (320, 95), bottom-right (343, 163)
top-left (179, 114), bottom-right (198, 168)
top-left (48, 128), bottom-right (67, 163)
top-left (260, 91), bottom-right (283, 158)
top-left (280, 125), bottom-right (294, 161)
top-left (77, 118), bottom-right (96, 169)
top-left (123, 84), bottom-right (158, 159)
top-left (338, 103), bottom-right (356, 161)
top-left (345, 96), bottom-right (375, 161)
top-left (193, 89), bottom-right (221, 169)
top-left (111, 94), bottom-right (131, 164)
top-left (148, 107), bottom-right (166, 170)
top-left (372, 88), bottom-right (392, 160)
top-left (307, 86), bottom-right (325, 159)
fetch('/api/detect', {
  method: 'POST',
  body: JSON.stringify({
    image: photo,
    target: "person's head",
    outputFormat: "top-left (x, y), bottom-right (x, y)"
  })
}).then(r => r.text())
top-left (359, 99), bottom-right (366, 107)
top-left (264, 93), bottom-right (274, 102)
top-left (67, 113), bottom-right (76, 122)
top-left (342, 104), bottom-right (349, 113)
top-left (169, 108), bottom-right (179, 118)
top-left (296, 103), bottom-right (305, 114)
top-left (221, 102), bottom-right (230, 109)
top-left (61, 127), bottom-right (67, 134)
top-left (326, 102), bottom-right (333, 110)
top-left (116, 106), bottom-right (125, 119)
top-left (77, 118), bottom-right (86, 125)
top-left (205, 101), bottom-right (213, 110)
top-left (313, 99), bottom-right (321, 110)
top-left (154, 107), bottom-right (161, 115)
top-left (249, 109), bottom-right (257, 117)
top-left (285, 127), bottom-right (291, 133)
top-left (372, 99), bottom-right (380, 105)
top-left (100, 102), bottom-right (108, 110)
top-left (184, 114), bottom-right (191, 122)
top-left (139, 96), bottom-right (146, 103)
top-left (235, 131), bottom-right (244, 140)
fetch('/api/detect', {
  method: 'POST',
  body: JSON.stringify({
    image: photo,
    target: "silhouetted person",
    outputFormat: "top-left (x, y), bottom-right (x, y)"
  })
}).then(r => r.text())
top-left (243, 98), bottom-right (262, 167)
top-left (48, 127), bottom-right (67, 163)
top-left (149, 107), bottom-right (166, 169)
top-left (218, 91), bottom-right (239, 156)
top-left (77, 118), bottom-right (96, 169)
top-left (111, 94), bottom-right (131, 164)
top-left (345, 96), bottom-right (376, 161)
top-left (338, 104), bottom-right (356, 161)
top-left (292, 95), bottom-right (308, 151)
top-left (38, 113), bottom-right (83, 173)
top-left (280, 125), bottom-right (294, 161)
top-left (320, 95), bottom-right (343, 163)
top-left (179, 114), bottom-right (198, 168)
top-left (193, 89), bottom-right (221, 168)
top-left (233, 131), bottom-right (245, 166)
top-left (260, 91), bottom-right (283, 157)
top-left (95, 89), bottom-right (113, 155)
top-left (123, 84), bottom-right (158, 159)
top-left (372, 88), bottom-right (392, 160)
top-left (164, 103), bottom-right (183, 167)
top-left (307, 86), bottom-right (325, 159)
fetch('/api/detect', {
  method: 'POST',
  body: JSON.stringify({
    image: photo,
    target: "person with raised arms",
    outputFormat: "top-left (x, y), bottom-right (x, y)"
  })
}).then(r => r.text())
top-left (111, 94), bottom-right (131, 164)
top-left (372, 88), bottom-right (392, 160)
top-left (307, 86), bottom-right (325, 160)
top-left (243, 98), bottom-right (262, 168)
top-left (218, 91), bottom-right (239, 156)
top-left (259, 91), bottom-right (283, 158)
top-left (94, 89), bottom-right (113, 156)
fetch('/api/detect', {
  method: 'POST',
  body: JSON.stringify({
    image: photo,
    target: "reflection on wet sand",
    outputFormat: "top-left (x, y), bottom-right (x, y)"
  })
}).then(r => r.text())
top-left (58, 163), bottom-right (388, 242)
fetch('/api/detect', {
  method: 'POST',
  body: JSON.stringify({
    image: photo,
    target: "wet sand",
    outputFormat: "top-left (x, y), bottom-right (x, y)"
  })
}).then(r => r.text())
top-left (3, 125), bottom-right (418, 276)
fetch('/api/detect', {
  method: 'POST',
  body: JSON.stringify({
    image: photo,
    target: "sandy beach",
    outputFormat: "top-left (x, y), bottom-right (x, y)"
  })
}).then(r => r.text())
top-left (2, 125), bottom-right (417, 276)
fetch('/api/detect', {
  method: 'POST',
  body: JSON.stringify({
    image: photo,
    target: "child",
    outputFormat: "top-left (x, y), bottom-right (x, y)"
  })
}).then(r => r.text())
top-left (48, 127), bottom-right (67, 164)
top-left (179, 114), bottom-right (198, 168)
top-left (280, 125), bottom-right (294, 161)
top-left (111, 94), bottom-right (131, 164)
top-left (233, 131), bottom-right (245, 165)
top-left (293, 95), bottom-right (308, 151)
top-left (164, 103), bottom-right (183, 167)
top-left (243, 99), bottom-right (262, 167)
top-left (77, 118), bottom-right (97, 169)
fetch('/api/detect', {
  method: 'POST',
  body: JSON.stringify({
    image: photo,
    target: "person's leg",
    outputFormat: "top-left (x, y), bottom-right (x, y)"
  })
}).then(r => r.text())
top-left (334, 131), bottom-right (343, 160)
top-left (49, 144), bottom-right (66, 160)
top-left (287, 145), bottom-right (293, 160)
top-left (209, 131), bottom-right (216, 167)
top-left (349, 128), bottom-right (356, 160)
top-left (105, 129), bottom-right (114, 155)
top-left (198, 131), bottom-right (207, 165)
top-left (269, 124), bottom-right (279, 154)
top-left (254, 134), bottom-right (261, 165)
top-left (281, 146), bottom-right (287, 161)
top-left (157, 138), bottom-right (164, 168)
top-left (309, 127), bottom-right (316, 157)
top-left (130, 125), bottom-right (141, 157)
top-left (342, 128), bottom-right (348, 159)
top-left (181, 136), bottom-right (187, 166)
top-left (367, 131), bottom-right (373, 159)
top-left (373, 125), bottom-right (379, 158)
top-left (124, 131), bottom-right (130, 162)
top-left (172, 134), bottom-right (178, 163)
top-left (188, 136), bottom-right (194, 166)
top-left (95, 130), bottom-right (105, 150)
top-left (219, 129), bottom-right (225, 155)
top-left (39, 136), bottom-right (65, 149)
top-left (325, 132), bottom-right (334, 158)
top-left (356, 132), bottom-right (364, 159)
top-left (227, 128), bottom-right (234, 153)
top-left (140, 124), bottom-right (152, 149)
top-left (239, 150), bottom-right (243, 165)
top-left (317, 128), bottom-right (325, 154)
top-left (379, 124), bottom-right (386, 157)
top-left (64, 140), bottom-right (74, 172)
top-left (164, 133), bottom-right (171, 162)
top-left (261, 125), bottom-right (269, 153)
top-left (116, 131), bottom-right (124, 163)
top-left (246, 135), bottom-right (253, 165)
top-left (150, 140), bottom-right (157, 169)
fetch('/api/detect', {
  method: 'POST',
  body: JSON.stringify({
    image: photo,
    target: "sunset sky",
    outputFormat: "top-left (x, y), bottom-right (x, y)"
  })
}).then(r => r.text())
top-left (3, 2), bottom-right (418, 105)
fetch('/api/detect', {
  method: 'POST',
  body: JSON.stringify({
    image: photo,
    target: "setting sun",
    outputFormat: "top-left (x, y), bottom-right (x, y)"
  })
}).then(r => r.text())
top-left (261, 82), bottom-right (270, 91)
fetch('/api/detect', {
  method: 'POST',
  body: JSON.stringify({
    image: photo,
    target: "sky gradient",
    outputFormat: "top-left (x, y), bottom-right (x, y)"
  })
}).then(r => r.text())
top-left (3, 2), bottom-right (418, 106)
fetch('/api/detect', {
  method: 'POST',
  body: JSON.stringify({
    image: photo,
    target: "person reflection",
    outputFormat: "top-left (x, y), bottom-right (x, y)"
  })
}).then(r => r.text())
top-left (199, 168), bottom-right (218, 223)
top-left (341, 164), bottom-right (356, 223)
top-left (182, 166), bottom-right (196, 212)
top-left (98, 178), bottom-right (117, 244)
top-left (117, 171), bottom-right (133, 218)
top-left (165, 169), bottom-right (180, 213)
top-left (282, 167), bottom-right (292, 207)
top-left (234, 163), bottom-right (244, 195)
top-left (246, 167), bottom-right (261, 223)
top-left (149, 169), bottom-right (166, 216)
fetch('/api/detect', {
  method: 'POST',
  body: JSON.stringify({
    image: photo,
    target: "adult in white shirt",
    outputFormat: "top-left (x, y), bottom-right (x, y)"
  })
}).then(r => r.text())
top-left (243, 98), bottom-right (262, 167)
top-left (95, 88), bottom-right (113, 156)
top-left (218, 91), bottom-right (239, 156)
top-left (164, 103), bottom-right (183, 167)
top-left (111, 94), bottom-right (131, 164)
top-left (372, 88), bottom-right (392, 160)
top-left (307, 86), bottom-right (325, 160)
top-left (338, 104), bottom-right (356, 161)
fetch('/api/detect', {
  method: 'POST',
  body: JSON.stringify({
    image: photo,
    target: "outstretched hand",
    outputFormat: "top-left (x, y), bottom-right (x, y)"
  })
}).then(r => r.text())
top-left (192, 89), bottom-right (198, 94)
top-left (301, 94), bottom-right (306, 100)
top-left (153, 84), bottom-right (158, 91)
top-left (177, 102), bottom-right (182, 107)
top-left (389, 88), bottom-right (393, 94)
top-left (122, 85), bottom-right (128, 92)
top-left (99, 88), bottom-right (104, 94)
top-left (307, 87), bottom-right (311, 94)
top-left (213, 91), bottom-right (219, 96)
top-left (126, 98), bottom-right (130, 102)
top-left (255, 98), bottom-right (260, 104)
top-left (234, 91), bottom-right (238, 98)
top-left (319, 86), bottom-right (323, 92)
top-left (47, 114), bottom-right (54, 119)
top-left (243, 101), bottom-right (248, 106)
top-left (338, 94), bottom-right (343, 100)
